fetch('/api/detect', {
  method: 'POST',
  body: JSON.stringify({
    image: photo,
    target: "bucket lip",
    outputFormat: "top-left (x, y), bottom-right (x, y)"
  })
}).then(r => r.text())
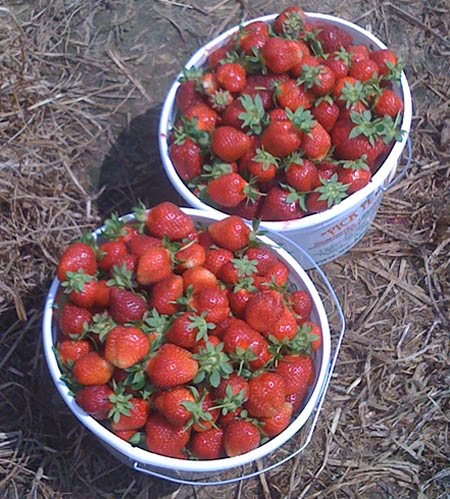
top-left (42, 207), bottom-right (331, 474)
top-left (158, 11), bottom-right (412, 231)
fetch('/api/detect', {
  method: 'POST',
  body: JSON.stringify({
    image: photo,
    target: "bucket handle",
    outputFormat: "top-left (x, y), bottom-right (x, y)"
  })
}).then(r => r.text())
top-left (133, 240), bottom-right (346, 486)
top-left (381, 136), bottom-right (412, 192)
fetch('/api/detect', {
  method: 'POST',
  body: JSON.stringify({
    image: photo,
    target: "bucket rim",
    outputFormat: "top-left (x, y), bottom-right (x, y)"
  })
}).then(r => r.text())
top-left (158, 12), bottom-right (413, 232)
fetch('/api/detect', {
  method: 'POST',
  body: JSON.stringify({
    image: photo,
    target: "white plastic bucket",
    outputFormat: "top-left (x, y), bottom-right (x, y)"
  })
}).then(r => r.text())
top-left (159, 13), bottom-right (413, 268)
top-left (42, 208), bottom-right (344, 485)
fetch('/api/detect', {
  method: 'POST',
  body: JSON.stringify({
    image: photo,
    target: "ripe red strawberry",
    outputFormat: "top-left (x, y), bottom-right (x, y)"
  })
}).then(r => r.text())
top-left (245, 247), bottom-right (277, 276)
top-left (146, 202), bottom-right (194, 240)
top-left (182, 265), bottom-right (218, 293)
top-left (312, 99), bottom-right (340, 132)
top-left (184, 102), bottom-right (218, 132)
top-left (258, 260), bottom-right (289, 289)
top-left (145, 413), bottom-right (191, 459)
top-left (315, 23), bottom-right (352, 53)
top-left (230, 198), bottom-right (263, 220)
top-left (240, 76), bottom-right (274, 110)
top-left (176, 80), bottom-right (202, 114)
top-left (216, 63), bottom-right (246, 93)
top-left (221, 99), bottom-right (246, 130)
top-left (208, 216), bottom-right (250, 252)
top-left (62, 271), bottom-right (98, 309)
top-left (104, 325), bottom-right (150, 369)
top-left (204, 248), bottom-right (234, 276)
top-left (261, 401), bottom-right (293, 438)
top-left (57, 242), bottom-right (97, 282)
top-left (247, 149), bottom-right (278, 183)
top-left (136, 247), bottom-right (172, 286)
top-left (339, 101), bottom-right (367, 120)
top-left (259, 187), bottom-right (303, 221)
top-left (154, 386), bottom-right (195, 426)
top-left (214, 373), bottom-right (249, 401)
top-left (290, 290), bottom-right (313, 324)
top-left (127, 234), bottom-right (161, 257)
top-left (166, 312), bottom-right (215, 349)
top-left (223, 420), bottom-right (260, 457)
top-left (275, 354), bottom-right (315, 395)
top-left (208, 46), bottom-right (229, 70)
top-left (246, 372), bottom-right (286, 418)
top-left (190, 287), bottom-right (230, 324)
top-left (337, 158), bottom-right (372, 194)
top-left (275, 80), bottom-right (314, 111)
top-left (98, 241), bottom-right (128, 272)
top-left (114, 430), bottom-right (137, 442)
top-left (111, 398), bottom-right (149, 431)
top-left (211, 127), bottom-right (252, 162)
top-left (94, 280), bottom-right (111, 308)
top-left (260, 120), bottom-right (302, 158)
top-left (267, 307), bottom-right (297, 341)
top-left (298, 63), bottom-right (336, 97)
top-left (304, 320), bottom-right (322, 351)
top-left (324, 49), bottom-right (351, 79)
top-left (261, 38), bottom-right (304, 73)
top-left (189, 390), bottom-right (220, 432)
top-left (222, 319), bottom-right (263, 357)
top-left (286, 386), bottom-right (309, 412)
top-left (75, 385), bottom-right (113, 420)
top-left (170, 138), bottom-right (203, 182)
top-left (350, 59), bottom-right (379, 82)
top-left (348, 44), bottom-right (370, 64)
top-left (175, 243), bottom-right (206, 271)
top-left (239, 30), bottom-right (267, 56)
top-left (191, 427), bottom-right (225, 460)
top-left (370, 49), bottom-right (399, 78)
top-left (207, 172), bottom-right (250, 208)
top-left (302, 122), bottom-right (332, 161)
top-left (244, 291), bottom-right (284, 334)
top-left (146, 343), bottom-right (198, 388)
top-left (286, 158), bottom-right (321, 192)
top-left (58, 339), bottom-right (92, 366)
top-left (192, 333), bottom-right (221, 354)
top-left (197, 230), bottom-right (215, 249)
top-left (73, 352), bottom-right (114, 386)
top-left (332, 76), bottom-right (360, 108)
top-left (109, 288), bottom-right (147, 324)
top-left (373, 89), bottom-right (404, 118)
top-left (148, 274), bottom-right (183, 315)
top-left (273, 6), bottom-right (306, 36)
top-left (60, 302), bottom-right (92, 337)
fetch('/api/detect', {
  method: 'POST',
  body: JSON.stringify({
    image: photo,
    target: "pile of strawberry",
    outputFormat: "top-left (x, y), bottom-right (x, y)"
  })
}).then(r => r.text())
top-left (53, 202), bottom-right (322, 460)
top-left (169, 5), bottom-right (404, 220)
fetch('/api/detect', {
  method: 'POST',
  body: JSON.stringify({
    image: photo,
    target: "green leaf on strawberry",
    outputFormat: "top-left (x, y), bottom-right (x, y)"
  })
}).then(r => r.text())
top-left (286, 106), bottom-right (315, 135)
top-left (280, 11), bottom-right (305, 40)
top-left (314, 174), bottom-right (349, 207)
top-left (88, 312), bottom-right (117, 343)
top-left (192, 341), bottom-right (233, 388)
top-left (238, 94), bottom-right (266, 135)
top-left (283, 183), bottom-right (308, 212)
top-left (233, 276), bottom-right (257, 293)
top-left (231, 255), bottom-right (259, 278)
top-left (102, 213), bottom-right (128, 241)
top-left (108, 382), bottom-right (134, 424)
top-left (340, 155), bottom-right (370, 171)
top-left (340, 80), bottom-right (367, 108)
top-left (61, 269), bottom-right (94, 294)
top-left (132, 201), bottom-right (148, 233)
top-left (107, 262), bottom-right (137, 290)
top-left (186, 312), bottom-right (216, 342)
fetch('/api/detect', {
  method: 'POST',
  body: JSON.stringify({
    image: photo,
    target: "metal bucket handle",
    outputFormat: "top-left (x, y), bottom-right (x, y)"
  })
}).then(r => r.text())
top-left (133, 238), bottom-right (346, 486)
top-left (381, 136), bottom-right (412, 192)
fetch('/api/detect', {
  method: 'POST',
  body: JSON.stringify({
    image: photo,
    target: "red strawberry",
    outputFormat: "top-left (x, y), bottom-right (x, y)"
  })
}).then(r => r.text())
top-left (275, 354), bottom-right (315, 395)
top-left (136, 247), bottom-right (172, 286)
top-left (184, 102), bottom-right (218, 132)
top-left (128, 234), bottom-right (161, 257)
top-left (273, 6), bottom-right (306, 36)
top-left (290, 290), bottom-right (313, 324)
top-left (286, 158), bottom-right (321, 192)
top-left (245, 247), bottom-right (277, 276)
top-left (373, 89), bottom-right (403, 118)
top-left (241, 75), bottom-right (274, 110)
top-left (350, 59), bottom-right (379, 82)
top-left (75, 385), bottom-right (113, 420)
top-left (370, 49), bottom-right (399, 78)
top-left (247, 149), bottom-right (278, 183)
top-left (146, 343), bottom-right (198, 388)
top-left (114, 430), bottom-right (137, 442)
top-left (258, 261), bottom-right (289, 289)
top-left (170, 138), bottom-right (203, 182)
top-left (207, 172), bottom-right (250, 208)
top-left (197, 230), bottom-right (215, 249)
top-left (348, 44), bottom-right (370, 64)
top-left (304, 320), bottom-right (322, 351)
top-left (216, 63), bottom-right (246, 93)
top-left (111, 398), bottom-right (149, 431)
top-left (298, 62), bottom-right (336, 97)
top-left (245, 372), bottom-right (286, 418)
top-left (204, 248), bottom-right (233, 276)
top-left (154, 386), bottom-right (195, 426)
top-left (267, 307), bottom-right (297, 341)
top-left (215, 373), bottom-right (249, 404)
top-left (58, 339), bottom-right (92, 366)
top-left (261, 38), bottom-right (304, 73)
top-left (148, 274), bottom-right (183, 315)
top-left (286, 386), bottom-right (309, 412)
top-left (190, 390), bottom-right (220, 432)
top-left (339, 101), bottom-right (367, 120)
top-left (175, 243), bottom-right (206, 271)
top-left (224, 420), bottom-right (260, 457)
top-left (221, 100), bottom-right (246, 130)
top-left (192, 333), bottom-right (221, 354)
top-left (337, 158), bottom-right (372, 194)
top-left (230, 198), bottom-right (263, 220)
top-left (61, 271), bottom-right (98, 309)
top-left (145, 413), bottom-right (191, 458)
top-left (260, 120), bottom-right (302, 157)
top-left (222, 319), bottom-right (263, 356)
top-left (176, 80), bottom-right (203, 114)
top-left (166, 312), bottom-right (214, 349)
top-left (332, 76), bottom-right (360, 108)
top-left (191, 427), bottom-right (225, 460)
top-left (211, 127), bottom-right (252, 162)
top-left (94, 280), bottom-right (111, 308)
top-left (60, 302), bottom-right (92, 337)
top-left (315, 23), bottom-right (352, 53)
top-left (208, 46), bottom-right (229, 70)
top-left (259, 187), bottom-right (303, 221)
top-left (190, 287), bottom-right (230, 324)
top-left (182, 265), bottom-right (218, 293)
top-left (208, 216), bottom-right (250, 252)
top-left (261, 402), bottom-right (293, 438)
top-left (73, 352), bottom-right (114, 386)
top-left (312, 99), bottom-right (340, 132)
top-left (104, 325), bottom-right (149, 369)
top-left (201, 72), bottom-right (219, 96)
top-left (275, 80), bottom-right (314, 111)
top-left (98, 241), bottom-right (128, 272)
top-left (146, 202), bottom-right (194, 240)
top-left (324, 50), bottom-right (351, 79)
top-left (57, 242), bottom-right (97, 282)
top-left (302, 122), bottom-right (332, 161)
top-left (244, 291), bottom-right (284, 334)
top-left (109, 287), bottom-right (146, 324)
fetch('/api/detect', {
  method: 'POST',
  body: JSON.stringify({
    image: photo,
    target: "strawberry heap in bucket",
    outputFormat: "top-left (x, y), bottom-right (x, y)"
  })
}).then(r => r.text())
top-left (53, 202), bottom-right (322, 459)
top-left (169, 5), bottom-right (405, 220)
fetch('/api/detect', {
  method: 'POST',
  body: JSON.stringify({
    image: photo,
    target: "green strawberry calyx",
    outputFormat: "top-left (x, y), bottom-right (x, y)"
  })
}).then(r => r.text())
top-left (334, 47), bottom-right (352, 66)
top-left (187, 312), bottom-right (216, 342)
top-left (281, 11), bottom-right (305, 40)
top-left (61, 269), bottom-right (94, 294)
top-left (297, 64), bottom-right (324, 90)
top-left (340, 80), bottom-right (367, 108)
top-left (182, 387), bottom-right (215, 430)
top-left (340, 155), bottom-right (370, 171)
top-left (192, 341), bottom-right (233, 388)
top-left (131, 201), bottom-right (148, 233)
top-left (252, 148), bottom-right (279, 171)
top-left (282, 183), bottom-right (308, 212)
top-left (238, 94), bottom-right (267, 135)
top-left (87, 311), bottom-right (117, 343)
top-left (107, 262), bottom-right (137, 290)
top-left (210, 386), bottom-right (248, 415)
top-left (314, 174), bottom-right (349, 207)
top-left (286, 106), bottom-right (315, 135)
top-left (233, 276), bottom-right (257, 293)
top-left (108, 382), bottom-right (134, 424)
top-left (210, 89), bottom-right (233, 111)
top-left (231, 255), bottom-right (259, 278)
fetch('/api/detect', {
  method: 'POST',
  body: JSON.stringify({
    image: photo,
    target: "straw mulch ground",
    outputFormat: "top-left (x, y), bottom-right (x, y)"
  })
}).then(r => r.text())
top-left (1, 1), bottom-right (448, 498)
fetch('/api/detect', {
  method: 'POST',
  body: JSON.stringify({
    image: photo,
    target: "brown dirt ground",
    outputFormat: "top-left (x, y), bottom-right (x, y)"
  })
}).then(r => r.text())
top-left (0, 1), bottom-right (449, 498)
